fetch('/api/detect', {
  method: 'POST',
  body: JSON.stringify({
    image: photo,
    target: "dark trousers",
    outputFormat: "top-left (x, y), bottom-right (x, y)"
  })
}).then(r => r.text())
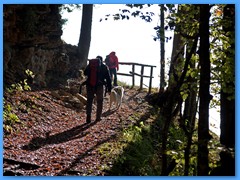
top-left (86, 85), bottom-right (104, 120)
top-left (109, 68), bottom-right (118, 86)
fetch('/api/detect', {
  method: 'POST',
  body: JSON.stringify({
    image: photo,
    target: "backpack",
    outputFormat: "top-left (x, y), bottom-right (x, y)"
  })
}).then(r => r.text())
top-left (105, 55), bottom-right (111, 66)
top-left (88, 58), bottom-right (101, 87)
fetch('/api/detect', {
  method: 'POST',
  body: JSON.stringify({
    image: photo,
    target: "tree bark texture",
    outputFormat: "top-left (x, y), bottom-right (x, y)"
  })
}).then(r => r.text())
top-left (182, 40), bottom-right (198, 176)
top-left (160, 32), bottom-right (198, 176)
top-left (78, 4), bottom-right (93, 68)
top-left (197, 4), bottom-right (211, 176)
top-left (159, 4), bottom-right (165, 93)
top-left (220, 4), bottom-right (235, 148)
top-left (168, 5), bottom-right (187, 89)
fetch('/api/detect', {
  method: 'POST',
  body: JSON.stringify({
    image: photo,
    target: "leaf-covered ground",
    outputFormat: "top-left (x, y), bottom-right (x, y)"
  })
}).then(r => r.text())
top-left (3, 87), bottom-right (152, 176)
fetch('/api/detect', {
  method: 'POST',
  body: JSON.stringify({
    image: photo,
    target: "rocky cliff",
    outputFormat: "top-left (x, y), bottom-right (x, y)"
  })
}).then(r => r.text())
top-left (4, 4), bottom-right (84, 88)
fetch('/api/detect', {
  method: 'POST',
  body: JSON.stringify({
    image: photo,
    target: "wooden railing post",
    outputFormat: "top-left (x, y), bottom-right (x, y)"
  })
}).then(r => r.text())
top-left (140, 65), bottom-right (144, 90)
top-left (117, 62), bottom-right (156, 93)
top-left (148, 66), bottom-right (154, 94)
top-left (132, 64), bottom-right (135, 88)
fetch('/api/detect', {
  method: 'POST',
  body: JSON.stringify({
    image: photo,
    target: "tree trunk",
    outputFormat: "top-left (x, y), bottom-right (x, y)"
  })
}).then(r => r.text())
top-left (183, 88), bottom-right (198, 175)
top-left (160, 6), bottom-right (182, 174)
top-left (78, 4), bottom-right (93, 68)
top-left (197, 4), bottom-right (211, 176)
top-left (160, 5), bottom-right (190, 175)
top-left (168, 5), bottom-right (186, 90)
top-left (168, 32), bottom-right (184, 89)
top-left (160, 28), bottom-right (198, 177)
top-left (160, 93), bottom-right (175, 175)
top-left (220, 4), bottom-right (235, 148)
top-left (159, 4), bottom-right (165, 93)
top-left (159, 4), bottom-right (203, 175)
top-left (182, 40), bottom-right (198, 176)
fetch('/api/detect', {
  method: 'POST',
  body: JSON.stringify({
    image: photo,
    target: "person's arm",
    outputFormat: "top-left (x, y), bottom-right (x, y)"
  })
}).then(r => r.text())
top-left (104, 66), bottom-right (112, 92)
top-left (84, 65), bottom-right (89, 76)
top-left (116, 56), bottom-right (119, 71)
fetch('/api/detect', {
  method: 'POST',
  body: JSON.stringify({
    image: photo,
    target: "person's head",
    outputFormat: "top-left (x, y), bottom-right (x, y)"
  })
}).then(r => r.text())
top-left (110, 51), bottom-right (116, 56)
top-left (96, 56), bottom-right (103, 63)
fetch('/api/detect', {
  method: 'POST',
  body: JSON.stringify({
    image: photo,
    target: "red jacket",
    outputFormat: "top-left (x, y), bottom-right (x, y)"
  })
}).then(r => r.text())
top-left (108, 52), bottom-right (119, 71)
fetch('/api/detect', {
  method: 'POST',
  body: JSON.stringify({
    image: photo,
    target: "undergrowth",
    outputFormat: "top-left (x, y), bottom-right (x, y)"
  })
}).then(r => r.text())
top-left (3, 69), bottom-right (33, 134)
top-left (97, 104), bottom-right (222, 176)
top-left (97, 107), bottom-right (162, 175)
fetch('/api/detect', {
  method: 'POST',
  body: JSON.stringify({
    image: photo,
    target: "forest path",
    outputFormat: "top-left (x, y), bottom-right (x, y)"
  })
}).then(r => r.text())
top-left (3, 87), bottom-right (152, 176)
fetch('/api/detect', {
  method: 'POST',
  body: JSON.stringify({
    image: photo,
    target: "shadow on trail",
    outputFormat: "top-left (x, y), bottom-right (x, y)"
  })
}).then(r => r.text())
top-left (125, 89), bottom-right (152, 111)
top-left (22, 121), bottom-right (98, 151)
top-left (104, 104), bottom-right (163, 176)
top-left (55, 90), bottom-right (153, 176)
top-left (56, 135), bottom-right (117, 176)
top-left (126, 90), bottom-right (142, 102)
top-left (102, 109), bottom-right (117, 117)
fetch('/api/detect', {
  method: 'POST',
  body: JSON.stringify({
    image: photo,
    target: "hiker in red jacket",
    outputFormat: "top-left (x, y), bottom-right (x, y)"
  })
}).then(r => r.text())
top-left (106, 51), bottom-right (119, 87)
top-left (84, 56), bottom-right (112, 123)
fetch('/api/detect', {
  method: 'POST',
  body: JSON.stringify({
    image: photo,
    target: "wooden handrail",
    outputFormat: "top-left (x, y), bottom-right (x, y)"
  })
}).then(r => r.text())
top-left (117, 62), bottom-right (156, 94)
top-left (118, 62), bottom-right (156, 68)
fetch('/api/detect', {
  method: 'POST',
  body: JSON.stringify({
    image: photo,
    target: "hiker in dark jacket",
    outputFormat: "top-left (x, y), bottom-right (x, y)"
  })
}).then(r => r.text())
top-left (84, 56), bottom-right (112, 123)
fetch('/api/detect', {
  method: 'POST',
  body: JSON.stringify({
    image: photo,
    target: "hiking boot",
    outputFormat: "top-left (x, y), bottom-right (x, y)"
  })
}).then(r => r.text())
top-left (86, 115), bottom-right (91, 123)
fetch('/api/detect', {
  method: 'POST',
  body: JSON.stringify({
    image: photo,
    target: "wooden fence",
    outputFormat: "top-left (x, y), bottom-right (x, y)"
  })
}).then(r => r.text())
top-left (117, 62), bottom-right (156, 94)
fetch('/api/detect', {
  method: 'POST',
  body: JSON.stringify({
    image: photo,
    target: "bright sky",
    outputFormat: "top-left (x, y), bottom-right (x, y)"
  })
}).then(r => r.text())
top-left (61, 4), bottom-right (174, 88)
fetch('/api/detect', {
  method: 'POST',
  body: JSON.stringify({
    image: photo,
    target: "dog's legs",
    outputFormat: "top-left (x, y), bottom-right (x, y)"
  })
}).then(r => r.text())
top-left (117, 89), bottom-right (124, 110)
top-left (117, 101), bottom-right (122, 110)
top-left (116, 97), bottom-right (121, 110)
top-left (109, 90), bottom-right (118, 111)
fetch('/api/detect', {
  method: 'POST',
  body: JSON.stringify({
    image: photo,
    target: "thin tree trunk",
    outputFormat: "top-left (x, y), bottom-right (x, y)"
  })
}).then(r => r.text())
top-left (168, 34), bottom-right (184, 88)
top-left (160, 5), bottom-right (198, 175)
top-left (160, 34), bottom-right (198, 176)
top-left (183, 90), bottom-right (198, 175)
top-left (182, 41), bottom-right (198, 176)
top-left (168, 5), bottom-right (185, 89)
top-left (159, 4), bottom-right (165, 93)
top-left (197, 4), bottom-right (211, 176)
top-left (220, 4), bottom-right (235, 148)
top-left (160, 95), bottom-right (175, 175)
top-left (78, 4), bottom-right (93, 68)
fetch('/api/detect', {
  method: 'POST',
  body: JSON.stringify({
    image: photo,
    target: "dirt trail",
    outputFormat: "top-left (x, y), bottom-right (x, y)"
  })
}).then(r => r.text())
top-left (3, 87), bottom-right (151, 176)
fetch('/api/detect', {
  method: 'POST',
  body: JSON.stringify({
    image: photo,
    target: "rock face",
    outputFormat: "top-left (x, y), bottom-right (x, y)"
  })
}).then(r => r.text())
top-left (3, 5), bottom-right (86, 88)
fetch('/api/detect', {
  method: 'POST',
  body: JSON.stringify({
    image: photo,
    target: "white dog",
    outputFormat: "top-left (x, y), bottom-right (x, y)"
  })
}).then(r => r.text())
top-left (109, 86), bottom-right (124, 110)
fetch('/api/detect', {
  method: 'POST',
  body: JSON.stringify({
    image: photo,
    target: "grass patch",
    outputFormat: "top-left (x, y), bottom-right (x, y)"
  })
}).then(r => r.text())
top-left (97, 107), bottom-right (162, 175)
top-left (97, 107), bottom-right (222, 176)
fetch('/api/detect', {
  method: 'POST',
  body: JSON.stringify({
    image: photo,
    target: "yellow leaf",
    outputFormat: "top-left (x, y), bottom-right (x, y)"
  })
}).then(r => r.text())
top-left (215, 9), bottom-right (222, 16)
